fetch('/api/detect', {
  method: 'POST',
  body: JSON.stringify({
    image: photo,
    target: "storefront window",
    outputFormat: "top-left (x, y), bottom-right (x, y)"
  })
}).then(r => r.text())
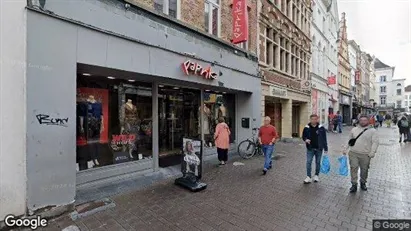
top-left (76, 75), bottom-right (152, 171)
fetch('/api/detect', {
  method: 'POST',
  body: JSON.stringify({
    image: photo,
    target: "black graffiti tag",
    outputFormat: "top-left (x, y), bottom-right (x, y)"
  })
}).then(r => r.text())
top-left (36, 114), bottom-right (69, 127)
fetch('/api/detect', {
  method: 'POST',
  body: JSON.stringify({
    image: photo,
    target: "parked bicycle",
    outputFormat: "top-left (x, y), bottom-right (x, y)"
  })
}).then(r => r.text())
top-left (237, 128), bottom-right (262, 159)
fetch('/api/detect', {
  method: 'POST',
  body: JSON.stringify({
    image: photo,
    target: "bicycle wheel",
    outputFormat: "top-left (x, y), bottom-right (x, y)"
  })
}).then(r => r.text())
top-left (237, 140), bottom-right (256, 159)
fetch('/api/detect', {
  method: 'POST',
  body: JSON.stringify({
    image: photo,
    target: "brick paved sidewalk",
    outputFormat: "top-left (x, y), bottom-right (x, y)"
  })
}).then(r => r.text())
top-left (43, 126), bottom-right (411, 231)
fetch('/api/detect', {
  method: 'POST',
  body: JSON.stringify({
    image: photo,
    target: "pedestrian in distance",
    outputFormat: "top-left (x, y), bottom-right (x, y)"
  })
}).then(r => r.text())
top-left (258, 116), bottom-right (278, 175)
top-left (214, 117), bottom-right (231, 165)
top-left (385, 113), bottom-right (392, 127)
top-left (344, 115), bottom-right (379, 193)
top-left (332, 114), bottom-right (339, 133)
top-left (406, 113), bottom-right (411, 142)
top-left (398, 116), bottom-right (409, 143)
top-left (377, 114), bottom-right (384, 127)
top-left (336, 111), bottom-right (343, 133)
top-left (302, 114), bottom-right (328, 184)
top-left (369, 114), bottom-right (376, 129)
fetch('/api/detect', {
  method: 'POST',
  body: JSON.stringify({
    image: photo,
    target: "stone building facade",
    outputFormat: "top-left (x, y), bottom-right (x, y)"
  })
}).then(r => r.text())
top-left (337, 12), bottom-right (352, 123)
top-left (258, 0), bottom-right (312, 138)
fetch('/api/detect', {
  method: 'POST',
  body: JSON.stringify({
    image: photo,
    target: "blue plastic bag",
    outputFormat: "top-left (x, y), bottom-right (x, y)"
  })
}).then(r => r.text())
top-left (320, 155), bottom-right (330, 174)
top-left (338, 155), bottom-right (349, 176)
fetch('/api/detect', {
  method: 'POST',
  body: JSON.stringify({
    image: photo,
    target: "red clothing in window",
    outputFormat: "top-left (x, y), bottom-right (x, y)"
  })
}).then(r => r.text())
top-left (259, 125), bottom-right (278, 145)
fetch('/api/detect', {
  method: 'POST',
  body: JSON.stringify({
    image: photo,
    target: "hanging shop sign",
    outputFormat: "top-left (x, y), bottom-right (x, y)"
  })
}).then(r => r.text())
top-left (269, 86), bottom-right (287, 97)
top-left (327, 75), bottom-right (336, 85)
top-left (231, 0), bottom-right (249, 44)
top-left (340, 95), bottom-right (350, 105)
top-left (355, 71), bottom-right (361, 84)
top-left (181, 60), bottom-right (218, 80)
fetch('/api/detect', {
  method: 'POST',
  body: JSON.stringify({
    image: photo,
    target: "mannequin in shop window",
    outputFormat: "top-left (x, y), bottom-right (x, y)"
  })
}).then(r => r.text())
top-left (198, 104), bottom-right (211, 146)
top-left (84, 95), bottom-right (104, 167)
top-left (120, 99), bottom-right (140, 159)
top-left (215, 102), bottom-right (228, 125)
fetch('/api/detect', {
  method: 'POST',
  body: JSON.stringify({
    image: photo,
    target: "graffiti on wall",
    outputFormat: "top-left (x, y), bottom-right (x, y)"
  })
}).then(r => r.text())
top-left (36, 114), bottom-right (69, 127)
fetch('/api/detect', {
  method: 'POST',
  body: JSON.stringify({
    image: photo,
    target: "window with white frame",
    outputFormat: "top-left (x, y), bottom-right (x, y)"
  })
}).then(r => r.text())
top-left (154, 0), bottom-right (179, 18)
top-left (397, 89), bottom-right (402, 95)
top-left (204, 0), bottom-right (220, 36)
top-left (396, 100), bottom-right (401, 108)
top-left (380, 86), bottom-right (386, 93)
top-left (380, 75), bottom-right (386, 82)
top-left (380, 96), bottom-right (386, 105)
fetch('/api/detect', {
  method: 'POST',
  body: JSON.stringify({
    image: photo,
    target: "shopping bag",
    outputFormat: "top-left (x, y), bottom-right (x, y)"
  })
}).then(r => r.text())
top-left (338, 155), bottom-right (349, 176)
top-left (320, 154), bottom-right (330, 174)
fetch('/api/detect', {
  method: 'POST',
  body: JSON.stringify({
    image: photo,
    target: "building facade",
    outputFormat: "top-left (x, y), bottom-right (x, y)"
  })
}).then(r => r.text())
top-left (405, 85), bottom-right (411, 112)
top-left (348, 40), bottom-right (357, 118)
top-left (258, 0), bottom-right (312, 138)
top-left (1, 0), bottom-right (261, 220)
top-left (337, 13), bottom-right (351, 123)
top-left (310, 0), bottom-right (339, 127)
top-left (374, 58), bottom-right (406, 114)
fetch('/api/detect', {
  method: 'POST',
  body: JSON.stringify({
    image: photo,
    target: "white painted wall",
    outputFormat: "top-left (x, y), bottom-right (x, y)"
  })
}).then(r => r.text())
top-left (0, 0), bottom-right (27, 220)
top-left (310, 0), bottom-right (339, 116)
top-left (405, 92), bottom-right (411, 112)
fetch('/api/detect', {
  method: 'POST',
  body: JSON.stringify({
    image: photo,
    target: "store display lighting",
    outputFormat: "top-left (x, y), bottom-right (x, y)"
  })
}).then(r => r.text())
top-left (82, 73), bottom-right (91, 76)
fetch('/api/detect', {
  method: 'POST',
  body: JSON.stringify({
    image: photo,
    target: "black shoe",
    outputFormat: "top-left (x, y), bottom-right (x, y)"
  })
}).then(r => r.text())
top-left (349, 184), bottom-right (357, 193)
top-left (360, 183), bottom-right (368, 191)
top-left (262, 169), bottom-right (267, 175)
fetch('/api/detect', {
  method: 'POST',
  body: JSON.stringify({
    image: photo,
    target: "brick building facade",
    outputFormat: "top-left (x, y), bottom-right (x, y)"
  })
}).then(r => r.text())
top-left (258, 0), bottom-right (312, 138)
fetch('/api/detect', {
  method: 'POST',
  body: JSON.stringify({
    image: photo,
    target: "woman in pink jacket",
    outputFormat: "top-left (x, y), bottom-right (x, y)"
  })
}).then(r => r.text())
top-left (214, 117), bottom-right (231, 165)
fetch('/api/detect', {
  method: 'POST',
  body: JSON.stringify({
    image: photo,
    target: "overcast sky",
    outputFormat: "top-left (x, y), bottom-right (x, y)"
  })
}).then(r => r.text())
top-left (337, 0), bottom-right (411, 85)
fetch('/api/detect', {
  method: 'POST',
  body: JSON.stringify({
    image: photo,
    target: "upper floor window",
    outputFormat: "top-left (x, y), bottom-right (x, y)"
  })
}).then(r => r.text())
top-left (380, 86), bottom-right (386, 93)
top-left (397, 83), bottom-right (402, 86)
top-left (380, 96), bottom-right (386, 105)
top-left (154, 0), bottom-right (179, 19)
top-left (397, 89), bottom-right (402, 95)
top-left (380, 75), bottom-right (387, 82)
top-left (204, 0), bottom-right (220, 36)
top-left (396, 100), bottom-right (401, 108)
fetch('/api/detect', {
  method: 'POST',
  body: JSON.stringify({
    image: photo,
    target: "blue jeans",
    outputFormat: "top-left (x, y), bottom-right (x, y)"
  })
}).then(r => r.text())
top-left (262, 144), bottom-right (274, 170)
top-left (338, 122), bottom-right (342, 133)
top-left (306, 149), bottom-right (322, 177)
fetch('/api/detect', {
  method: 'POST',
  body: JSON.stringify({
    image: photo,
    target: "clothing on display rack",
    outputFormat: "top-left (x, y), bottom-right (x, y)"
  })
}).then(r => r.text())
top-left (198, 104), bottom-right (211, 135)
top-left (85, 95), bottom-right (103, 166)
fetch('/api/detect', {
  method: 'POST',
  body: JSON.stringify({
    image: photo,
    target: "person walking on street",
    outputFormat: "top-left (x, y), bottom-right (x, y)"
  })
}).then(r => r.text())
top-left (398, 116), bottom-right (409, 143)
top-left (377, 114), bottom-right (384, 127)
top-left (259, 116), bottom-right (278, 175)
top-left (344, 115), bottom-right (379, 193)
top-left (335, 111), bottom-right (343, 133)
top-left (302, 114), bottom-right (328, 184)
top-left (385, 113), bottom-right (392, 127)
top-left (214, 117), bottom-right (231, 165)
top-left (406, 113), bottom-right (411, 142)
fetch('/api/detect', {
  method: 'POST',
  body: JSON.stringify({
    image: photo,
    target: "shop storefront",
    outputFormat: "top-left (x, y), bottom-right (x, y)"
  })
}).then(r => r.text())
top-left (339, 93), bottom-right (352, 124)
top-left (25, 0), bottom-right (260, 213)
top-left (262, 81), bottom-right (310, 139)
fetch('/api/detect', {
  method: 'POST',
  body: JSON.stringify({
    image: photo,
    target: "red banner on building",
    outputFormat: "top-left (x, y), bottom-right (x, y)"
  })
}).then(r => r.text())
top-left (232, 0), bottom-right (248, 44)
top-left (355, 71), bottom-right (360, 84)
top-left (327, 75), bottom-right (336, 85)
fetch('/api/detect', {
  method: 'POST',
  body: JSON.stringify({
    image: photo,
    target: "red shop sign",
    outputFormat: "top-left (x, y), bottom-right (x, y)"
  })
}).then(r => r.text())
top-left (355, 71), bottom-right (360, 83)
top-left (327, 75), bottom-right (336, 85)
top-left (232, 0), bottom-right (249, 44)
top-left (181, 60), bottom-right (217, 80)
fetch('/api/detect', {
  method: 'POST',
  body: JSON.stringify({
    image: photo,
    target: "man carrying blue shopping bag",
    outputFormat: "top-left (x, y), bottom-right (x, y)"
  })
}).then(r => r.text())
top-left (344, 115), bottom-right (379, 193)
top-left (302, 114), bottom-right (328, 184)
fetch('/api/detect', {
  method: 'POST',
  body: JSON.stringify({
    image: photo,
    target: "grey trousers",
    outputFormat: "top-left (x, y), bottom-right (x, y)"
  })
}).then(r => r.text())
top-left (349, 151), bottom-right (371, 184)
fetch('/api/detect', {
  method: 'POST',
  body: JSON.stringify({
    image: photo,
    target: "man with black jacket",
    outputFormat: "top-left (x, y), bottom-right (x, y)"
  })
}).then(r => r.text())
top-left (302, 114), bottom-right (328, 184)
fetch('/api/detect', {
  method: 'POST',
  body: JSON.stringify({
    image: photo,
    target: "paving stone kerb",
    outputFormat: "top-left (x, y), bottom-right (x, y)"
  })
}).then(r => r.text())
top-left (42, 126), bottom-right (411, 231)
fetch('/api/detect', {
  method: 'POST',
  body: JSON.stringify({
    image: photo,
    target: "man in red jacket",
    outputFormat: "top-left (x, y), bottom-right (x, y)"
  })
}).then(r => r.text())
top-left (259, 116), bottom-right (279, 175)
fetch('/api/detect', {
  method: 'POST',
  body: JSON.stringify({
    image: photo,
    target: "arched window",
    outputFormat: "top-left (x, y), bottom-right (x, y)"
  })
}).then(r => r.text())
top-left (397, 83), bottom-right (402, 87)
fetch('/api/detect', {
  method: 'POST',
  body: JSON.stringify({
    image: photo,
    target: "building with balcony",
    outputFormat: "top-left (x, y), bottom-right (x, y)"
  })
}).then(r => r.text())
top-left (258, 0), bottom-right (312, 138)
top-left (337, 12), bottom-right (352, 123)
top-left (310, 0), bottom-right (339, 127)
top-left (374, 58), bottom-right (406, 114)
top-left (1, 0), bottom-right (261, 220)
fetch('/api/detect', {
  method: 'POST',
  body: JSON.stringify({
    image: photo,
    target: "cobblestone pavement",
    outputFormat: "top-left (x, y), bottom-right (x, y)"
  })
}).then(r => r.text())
top-left (44, 126), bottom-right (411, 231)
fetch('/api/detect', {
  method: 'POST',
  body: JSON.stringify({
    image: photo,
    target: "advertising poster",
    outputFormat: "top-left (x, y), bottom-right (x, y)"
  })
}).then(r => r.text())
top-left (182, 138), bottom-right (203, 179)
top-left (77, 87), bottom-right (109, 143)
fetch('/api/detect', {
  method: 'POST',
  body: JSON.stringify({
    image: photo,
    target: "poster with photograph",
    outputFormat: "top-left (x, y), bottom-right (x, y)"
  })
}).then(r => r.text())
top-left (182, 138), bottom-right (203, 179)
